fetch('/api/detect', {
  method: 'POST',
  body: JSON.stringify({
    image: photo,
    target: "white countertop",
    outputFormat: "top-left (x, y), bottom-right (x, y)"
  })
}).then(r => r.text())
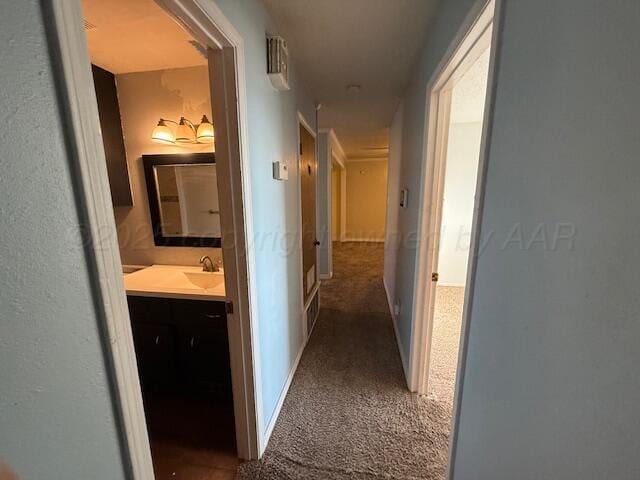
top-left (123, 265), bottom-right (226, 301)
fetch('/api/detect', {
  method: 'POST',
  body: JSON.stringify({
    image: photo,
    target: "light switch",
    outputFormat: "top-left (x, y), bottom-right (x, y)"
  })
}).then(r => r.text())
top-left (400, 188), bottom-right (408, 208)
top-left (273, 161), bottom-right (288, 180)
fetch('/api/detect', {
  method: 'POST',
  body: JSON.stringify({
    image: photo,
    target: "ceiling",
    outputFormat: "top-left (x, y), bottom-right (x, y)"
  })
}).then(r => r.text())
top-left (81, 0), bottom-right (206, 74)
top-left (450, 47), bottom-right (491, 124)
top-left (262, 0), bottom-right (442, 159)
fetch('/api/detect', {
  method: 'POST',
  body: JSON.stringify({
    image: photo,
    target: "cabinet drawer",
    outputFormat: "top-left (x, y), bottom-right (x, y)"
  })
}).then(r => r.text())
top-left (171, 300), bottom-right (227, 326)
top-left (128, 296), bottom-right (172, 325)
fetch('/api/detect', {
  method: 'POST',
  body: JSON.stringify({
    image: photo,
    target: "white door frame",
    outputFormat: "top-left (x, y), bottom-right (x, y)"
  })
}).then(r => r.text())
top-left (46, 1), bottom-right (262, 478)
top-left (408, 0), bottom-right (504, 475)
top-left (410, 0), bottom-right (496, 394)
top-left (320, 128), bottom-right (346, 278)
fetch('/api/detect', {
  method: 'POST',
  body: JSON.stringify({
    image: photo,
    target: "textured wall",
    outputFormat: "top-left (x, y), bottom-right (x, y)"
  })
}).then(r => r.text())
top-left (316, 132), bottom-right (331, 276)
top-left (331, 166), bottom-right (341, 242)
top-left (383, 104), bottom-right (404, 310)
top-left (0, 1), bottom-right (126, 478)
top-left (438, 122), bottom-right (483, 287)
top-left (113, 65), bottom-right (221, 267)
top-left (386, 0), bottom-right (481, 373)
top-left (211, 0), bottom-right (317, 440)
top-left (345, 160), bottom-right (388, 241)
top-left (452, 1), bottom-right (640, 478)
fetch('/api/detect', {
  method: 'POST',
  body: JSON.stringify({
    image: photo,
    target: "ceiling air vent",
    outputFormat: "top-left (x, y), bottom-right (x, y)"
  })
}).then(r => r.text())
top-left (83, 19), bottom-right (97, 31)
top-left (266, 35), bottom-right (290, 91)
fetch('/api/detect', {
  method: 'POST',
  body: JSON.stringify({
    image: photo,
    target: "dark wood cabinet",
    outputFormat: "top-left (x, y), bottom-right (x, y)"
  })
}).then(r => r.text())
top-left (132, 322), bottom-right (178, 388)
top-left (127, 296), bottom-right (231, 397)
top-left (91, 64), bottom-right (133, 206)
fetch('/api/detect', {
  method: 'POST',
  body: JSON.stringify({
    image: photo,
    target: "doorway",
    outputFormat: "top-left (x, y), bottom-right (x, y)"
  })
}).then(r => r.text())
top-left (409, 6), bottom-right (498, 475)
top-left (427, 47), bottom-right (491, 405)
top-left (46, 0), bottom-right (260, 477)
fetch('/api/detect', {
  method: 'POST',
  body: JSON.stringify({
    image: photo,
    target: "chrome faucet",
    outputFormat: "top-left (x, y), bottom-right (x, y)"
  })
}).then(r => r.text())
top-left (199, 255), bottom-right (219, 272)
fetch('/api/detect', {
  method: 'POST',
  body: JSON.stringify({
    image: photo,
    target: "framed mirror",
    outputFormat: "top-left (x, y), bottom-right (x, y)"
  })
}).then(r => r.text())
top-left (143, 153), bottom-right (222, 247)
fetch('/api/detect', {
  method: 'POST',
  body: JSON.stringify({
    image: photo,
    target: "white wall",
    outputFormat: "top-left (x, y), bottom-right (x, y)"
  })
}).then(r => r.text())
top-left (316, 132), bottom-right (330, 276)
top-left (0, 1), bottom-right (127, 478)
top-left (317, 130), bottom-right (347, 278)
top-left (387, 0), bottom-right (640, 477)
top-left (113, 65), bottom-right (221, 266)
top-left (384, 0), bottom-right (481, 365)
top-left (437, 122), bottom-right (482, 286)
top-left (384, 103), bottom-right (404, 304)
top-left (345, 160), bottom-right (388, 241)
top-left (210, 0), bottom-right (317, 446)
top-left (452, 1), bottom-right (640, 478)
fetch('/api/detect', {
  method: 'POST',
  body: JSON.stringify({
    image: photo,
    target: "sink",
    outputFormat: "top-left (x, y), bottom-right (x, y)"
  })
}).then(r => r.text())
top-left (182, 271), bottom-right (224, 289)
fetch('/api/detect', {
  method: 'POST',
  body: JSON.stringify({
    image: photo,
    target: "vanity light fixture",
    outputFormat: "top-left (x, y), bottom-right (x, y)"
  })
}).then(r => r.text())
top-left (151, 115), bottom-right (215, 145)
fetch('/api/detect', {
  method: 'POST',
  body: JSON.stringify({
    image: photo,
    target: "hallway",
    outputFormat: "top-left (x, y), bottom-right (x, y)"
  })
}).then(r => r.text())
top-left (238, 243), bottom-right (451, 479)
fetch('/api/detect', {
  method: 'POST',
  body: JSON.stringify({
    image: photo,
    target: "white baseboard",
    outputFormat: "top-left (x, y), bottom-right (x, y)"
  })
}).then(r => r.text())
top-left (383, 277), bottom-right (410, 388)
top-left (261, 339), bottom-right (306, 449)
top-left (343, 237), bottom-right (385, 243)
top-left (319, 272), bottom-right (333, 280)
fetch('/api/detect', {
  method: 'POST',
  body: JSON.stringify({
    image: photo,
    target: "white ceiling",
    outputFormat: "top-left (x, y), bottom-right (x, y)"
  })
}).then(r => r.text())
top-left (262, 0), bottom-right (441, 159)
top-left (81, 0), bottom-right (206, 74)
top-left (450, 47), bottom-right (491, 124)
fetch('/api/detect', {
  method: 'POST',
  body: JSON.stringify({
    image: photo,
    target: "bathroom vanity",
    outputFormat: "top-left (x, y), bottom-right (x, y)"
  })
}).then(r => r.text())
top-left (123, 265), bottom-right (231, 398)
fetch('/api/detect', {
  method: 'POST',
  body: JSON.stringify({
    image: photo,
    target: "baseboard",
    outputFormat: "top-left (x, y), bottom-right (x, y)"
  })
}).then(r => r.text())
top-left (319, 272), bottom-right (333, 280)
top-left (343, 237), bottom-right (385, 243)
top-left (261, 339), bottom-right (306, 450)
top-left (383, 277), bottom-right (410, 388)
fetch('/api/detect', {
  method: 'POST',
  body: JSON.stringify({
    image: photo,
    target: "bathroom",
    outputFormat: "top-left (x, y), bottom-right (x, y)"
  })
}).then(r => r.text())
top-left (84, 0), bottom-right (239, 477)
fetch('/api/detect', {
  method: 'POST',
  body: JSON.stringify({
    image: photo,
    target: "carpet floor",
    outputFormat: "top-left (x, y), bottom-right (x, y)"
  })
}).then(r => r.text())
top-left (237, 242), bottom-right (452, 479)
top-left (427, 286), bottom-right (465, 407)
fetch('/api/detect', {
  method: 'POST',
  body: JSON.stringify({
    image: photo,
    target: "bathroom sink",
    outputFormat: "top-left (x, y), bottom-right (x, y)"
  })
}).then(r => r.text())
top-left (123, 265), bottom-right (226, 300)
top-left (182, 271), bottom-right (224, 289)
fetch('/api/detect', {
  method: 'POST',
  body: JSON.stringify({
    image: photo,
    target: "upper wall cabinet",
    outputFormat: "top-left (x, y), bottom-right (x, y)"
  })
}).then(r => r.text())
top-left (92, 65), bottom-right (133, 206)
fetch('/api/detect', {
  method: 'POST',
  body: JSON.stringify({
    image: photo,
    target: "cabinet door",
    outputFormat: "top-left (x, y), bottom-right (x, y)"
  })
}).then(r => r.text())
top-left (178, 323), bottom-right (231, 389)
top-left (132, 323), bottom-right (178, 391)
top-left (91, 64), bottom-right (132, 206)
top-left (172, 300), bottom-right (231, 394)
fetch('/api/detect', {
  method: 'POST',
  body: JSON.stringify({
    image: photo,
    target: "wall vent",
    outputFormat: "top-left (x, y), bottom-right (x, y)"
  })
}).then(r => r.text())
top-left (83, 19), bottom-right (97, 31)
top-left (306, 288), bottom-right (320, 338)
top-left (266, 35), bottom-right (290, 91)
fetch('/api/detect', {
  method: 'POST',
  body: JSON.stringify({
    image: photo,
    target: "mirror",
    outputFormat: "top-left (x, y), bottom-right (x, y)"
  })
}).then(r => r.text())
top-left (143, 153), bottom-right (222, 247)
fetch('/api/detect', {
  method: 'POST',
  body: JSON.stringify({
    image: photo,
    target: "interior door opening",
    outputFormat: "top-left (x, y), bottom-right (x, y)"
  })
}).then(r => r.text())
top-left (427, 47), bottom-right (491, 405)
top-left (81, 0), bottom-right (240, 475)
top-left (409, 0), bottom-right (497, 475)
top-left (52, 0), bottom-right (262, 476)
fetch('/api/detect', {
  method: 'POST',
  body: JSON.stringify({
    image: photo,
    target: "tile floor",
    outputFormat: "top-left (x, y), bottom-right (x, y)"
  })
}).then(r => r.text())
top-left (145, 393), bottom-right (239, 479)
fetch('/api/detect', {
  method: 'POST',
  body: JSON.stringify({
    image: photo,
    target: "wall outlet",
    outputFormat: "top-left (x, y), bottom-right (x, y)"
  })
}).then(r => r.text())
top-left (393, 300), bottom-right (401, 316)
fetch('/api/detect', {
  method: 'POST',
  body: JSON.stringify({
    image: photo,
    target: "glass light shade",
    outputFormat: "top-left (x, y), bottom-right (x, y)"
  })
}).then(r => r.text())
top-left (151, 120), bottom-right (175, 144)
top-left (196, 115), bottom-right (215, 144)
top-left (175, 117), bottom-right (196, 143)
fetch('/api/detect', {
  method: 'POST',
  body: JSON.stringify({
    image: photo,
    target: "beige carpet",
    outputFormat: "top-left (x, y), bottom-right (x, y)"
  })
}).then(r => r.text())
top-left (427, 286), bottom-right (465, 407)
top-left (237, 242), bottom-right (452, 479)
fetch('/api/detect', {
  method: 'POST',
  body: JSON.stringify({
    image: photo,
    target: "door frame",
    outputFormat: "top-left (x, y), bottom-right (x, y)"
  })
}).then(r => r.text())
top-left (409, 0), bottom-right (503, 474)
top-left (44, 1), bottom-right (262, 478)
top-left (296, 112), bottom-right (319, 332)
top-left (320, 128), bottom-right (346, 279)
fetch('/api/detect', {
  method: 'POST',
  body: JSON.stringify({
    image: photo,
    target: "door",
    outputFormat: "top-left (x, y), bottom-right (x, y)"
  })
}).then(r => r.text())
top-left (299, 122), bottom-right (318, 304)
